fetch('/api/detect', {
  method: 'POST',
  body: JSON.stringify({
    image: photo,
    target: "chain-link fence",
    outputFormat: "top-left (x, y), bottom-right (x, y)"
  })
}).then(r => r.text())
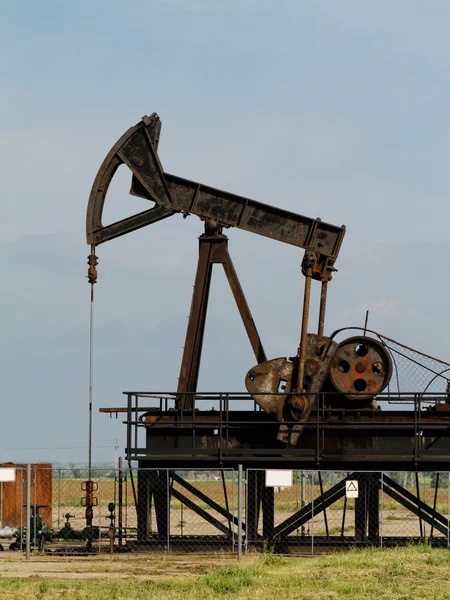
top-left (246, 470), bottom-right (450, 554)
top-left (0, 466), bottom-right (448, 557)
top-left (359, 331), bottom-right (450, 399)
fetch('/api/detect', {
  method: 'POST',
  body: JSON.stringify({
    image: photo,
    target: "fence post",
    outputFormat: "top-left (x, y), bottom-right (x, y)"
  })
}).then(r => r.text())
top-left (310, 472), bottom-right (315, 556)
top-left (231, 470), bottom-right (235, 551)
top-left (380, 472), bottom-right (383, 549)
top-left (244, 468), bottom-right (248, 554)
top-left (25, 464), bottom-right (31, 559)
top-left (238, 464), bottom-right (243, 560)
top-left (33, 468), bottom-right (37, 551)
top-left (167, 470), bottom-right (170, 554)
top-left (98, 476), bottom-right (102, 553)
top-left (57, 468), bottom-right (61, 529)
top-left (423, 472), bottom-right (427, 538)
top-left (19, 470), bottom-right (24, 552)
top-left (118, 458), bottom-right (123, 547)
top-left (301, 471), bottom-right (305, 537)
top-left (447, 472), bottom-right (450, 550)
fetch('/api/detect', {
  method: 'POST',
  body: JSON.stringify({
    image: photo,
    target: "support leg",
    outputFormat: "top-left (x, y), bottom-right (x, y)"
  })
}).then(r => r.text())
top-left (367, 474), bottom-right (380, 543)
top-left (355, 474), bottom-right (368, 543)
top-left (153, 471), bottom-right (169, 541)
top-left (137, 469), bottom-right (151, 541)
top-left (246, 471), bottom-right (263, 542)
top-left (177, 224), bottom-right (266, 409)
top-left (138, 470), bottom-right (169, 541)
top-left (177, 240), bottom-right (214, 409)
top-left (262, 484), bottom-right (275, 546)
top-left (222, 249), bottom-right (267, 364)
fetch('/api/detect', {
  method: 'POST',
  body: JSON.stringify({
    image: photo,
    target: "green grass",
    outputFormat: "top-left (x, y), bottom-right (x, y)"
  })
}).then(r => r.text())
top-left (2, 546), bottom-right (450, 598)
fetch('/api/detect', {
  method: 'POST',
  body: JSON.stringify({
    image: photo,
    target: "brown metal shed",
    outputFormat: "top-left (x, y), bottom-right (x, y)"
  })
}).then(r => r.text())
top-left (0, 463), bottom-right (52, 528)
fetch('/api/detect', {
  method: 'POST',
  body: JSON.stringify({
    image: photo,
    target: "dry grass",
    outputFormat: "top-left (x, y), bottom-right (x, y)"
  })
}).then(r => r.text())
top-left (50, 479), bottom-right (448, 540)
top-left (55, 479), bottom-right (449, 512)
top-left (0, 545), bottom-right (449, 598)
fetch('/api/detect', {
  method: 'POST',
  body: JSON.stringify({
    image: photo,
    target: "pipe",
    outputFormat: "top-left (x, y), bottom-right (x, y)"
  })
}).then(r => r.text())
top-left (118, 457), bottom-right (123, 546)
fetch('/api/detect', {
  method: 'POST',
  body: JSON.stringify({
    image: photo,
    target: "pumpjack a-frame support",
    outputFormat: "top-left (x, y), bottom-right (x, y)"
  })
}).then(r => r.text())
top-left (176, 219), bottom-right (267, 410)
top-left (137, 219), bottom-right (269, 542)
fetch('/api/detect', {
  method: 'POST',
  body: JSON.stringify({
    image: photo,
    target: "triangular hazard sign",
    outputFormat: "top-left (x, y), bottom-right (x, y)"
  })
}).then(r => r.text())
top-left (347, 481), bottom-right (357, 491)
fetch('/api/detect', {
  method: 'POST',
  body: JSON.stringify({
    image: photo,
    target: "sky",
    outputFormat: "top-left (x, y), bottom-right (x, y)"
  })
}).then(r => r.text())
top-left (2, 0), bottom-right (450, 464)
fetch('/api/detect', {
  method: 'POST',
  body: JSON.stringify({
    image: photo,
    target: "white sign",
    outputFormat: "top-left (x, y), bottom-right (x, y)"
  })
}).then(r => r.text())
top-left (346, 480), bottom-right (358, 498)
top-left (0, 469), bottom-right (15, 482)
top-left (265, 470), bottom-right (293, 488)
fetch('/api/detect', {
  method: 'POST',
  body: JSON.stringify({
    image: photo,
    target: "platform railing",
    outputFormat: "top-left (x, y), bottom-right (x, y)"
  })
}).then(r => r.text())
top-left (120, 392), bottom-right (450, 464)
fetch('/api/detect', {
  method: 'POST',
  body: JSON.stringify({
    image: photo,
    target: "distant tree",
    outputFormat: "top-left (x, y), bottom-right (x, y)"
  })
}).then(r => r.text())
top-left (428, 471), bottom-right (449, 489)
top-left (69, 463), bottom-right (81, 479)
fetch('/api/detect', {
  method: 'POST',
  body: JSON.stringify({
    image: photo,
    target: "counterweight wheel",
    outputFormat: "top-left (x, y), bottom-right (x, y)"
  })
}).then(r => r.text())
top-left (330, 336), bottom-right (392, 400)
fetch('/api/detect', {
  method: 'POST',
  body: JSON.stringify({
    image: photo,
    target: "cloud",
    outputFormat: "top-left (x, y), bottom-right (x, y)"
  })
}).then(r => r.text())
top-left (334, 297), bottom-right (421, 333)
top-left (360, 297), bottom-right (404, 318)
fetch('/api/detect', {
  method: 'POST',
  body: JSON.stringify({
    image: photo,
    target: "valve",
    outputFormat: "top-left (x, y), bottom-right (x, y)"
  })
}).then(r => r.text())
top-left (64, 513), bottom-right (75, 528)
top-left (106, 503), bottom-right (116, 551)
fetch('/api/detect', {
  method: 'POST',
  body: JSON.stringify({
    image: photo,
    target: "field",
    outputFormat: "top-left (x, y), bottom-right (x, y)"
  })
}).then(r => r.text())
top-left (48, 478), bottom-right (449, 540)
top-left (0, 545), bottom-right (449, 599)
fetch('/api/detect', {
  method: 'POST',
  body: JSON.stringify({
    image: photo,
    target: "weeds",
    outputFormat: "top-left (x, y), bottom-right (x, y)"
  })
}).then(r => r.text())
top-left (201, 564), bottom-right (261, 594)
top-left (259, 542), bottom-right (286, 566)
top-left (0, 546), bottom-right (448, 599)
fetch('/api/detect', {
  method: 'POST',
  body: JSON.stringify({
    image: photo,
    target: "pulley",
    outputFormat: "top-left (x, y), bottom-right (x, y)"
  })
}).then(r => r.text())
top-left (329, 336), bottom-right (392, 400)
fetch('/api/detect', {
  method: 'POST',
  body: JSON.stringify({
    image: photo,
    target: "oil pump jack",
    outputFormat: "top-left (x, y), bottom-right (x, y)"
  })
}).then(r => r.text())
top-left (88, 113), bottom-right (450, 551)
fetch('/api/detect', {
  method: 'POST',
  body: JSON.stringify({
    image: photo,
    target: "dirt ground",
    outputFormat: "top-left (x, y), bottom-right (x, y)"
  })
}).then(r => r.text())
top-left (0, 505), bottom-right (441, 582)
top-left (0, 553), bottom-right (236, 580)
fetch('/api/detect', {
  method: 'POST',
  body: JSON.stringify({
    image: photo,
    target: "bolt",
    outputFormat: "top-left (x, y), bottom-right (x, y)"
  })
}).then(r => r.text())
top-left (134, 156), bottom-right (144, 167)
top-left (289, 395), bottom-right (308, 415)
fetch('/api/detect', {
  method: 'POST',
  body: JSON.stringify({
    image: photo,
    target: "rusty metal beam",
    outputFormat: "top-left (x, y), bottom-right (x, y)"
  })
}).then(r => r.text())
top-left (163, 173), bottom-right (345, 280)
top-left (177, 223), bottom-right (266, 409)
top-left (383, 474), bottom-right (449, 530)
top-left (273, 475), bottom-right (348, 539)
top-left (171, 472), bottom-right (246, 531)
top-left (169, 486), bottom-right (233, 537)
top-left (176, 236), bottom-right (214, 408)
top-left (381, 479), bottom-right (449, 537)
top-left (318, 281), bottom-right (328, 336)
top-left (87, 115), bottom-right (346, 282)
top-left (221, 247), bottom-right (267, 364)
